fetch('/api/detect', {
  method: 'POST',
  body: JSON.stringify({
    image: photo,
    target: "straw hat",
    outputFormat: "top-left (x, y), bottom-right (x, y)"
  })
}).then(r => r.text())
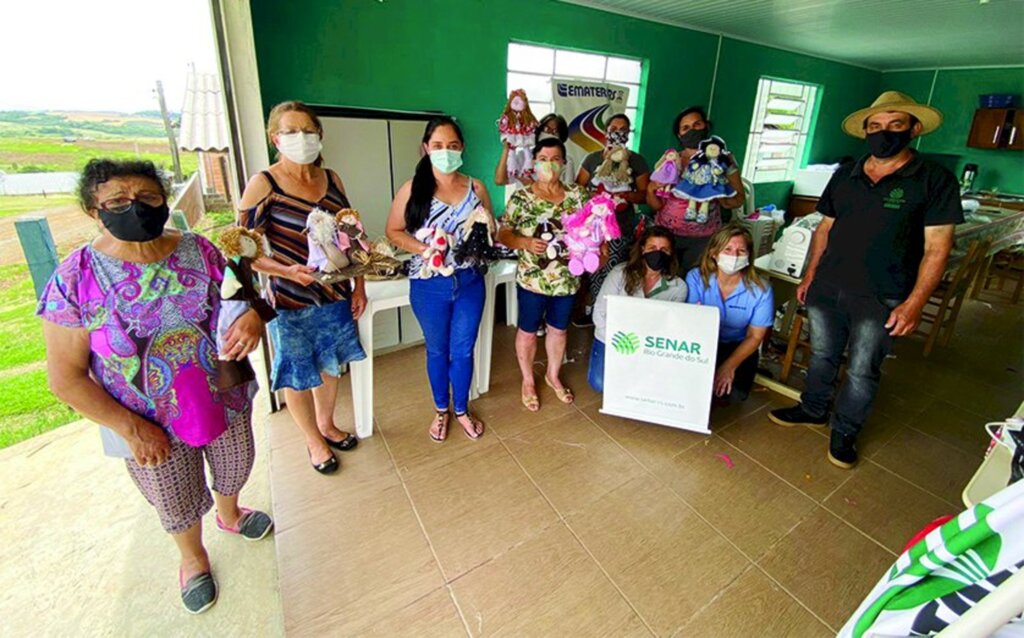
top-left (842, 91), bottom-right (943, 139)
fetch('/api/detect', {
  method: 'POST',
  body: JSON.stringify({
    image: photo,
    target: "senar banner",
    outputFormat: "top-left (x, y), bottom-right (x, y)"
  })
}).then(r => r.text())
top-left (601, 296), bottom-right (719, 433)
top-left (551, 78), bottom-right (629, 171)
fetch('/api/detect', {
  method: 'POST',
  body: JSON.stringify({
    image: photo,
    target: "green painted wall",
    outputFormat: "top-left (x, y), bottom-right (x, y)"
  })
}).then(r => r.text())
top-left (249, 0), bottom-right (880, 211)
top-left (882, 67), bottom-right (1024, 193)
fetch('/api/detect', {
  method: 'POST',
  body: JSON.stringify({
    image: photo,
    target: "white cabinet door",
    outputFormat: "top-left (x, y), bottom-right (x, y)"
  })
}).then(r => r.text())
top-left (389, 119), bottom-right (429, 194)
top-left (319, 118), bottom-right (392, 239)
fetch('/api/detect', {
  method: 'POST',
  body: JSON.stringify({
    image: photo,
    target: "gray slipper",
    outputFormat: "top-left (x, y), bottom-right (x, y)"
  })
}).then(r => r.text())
top-left (180, 571), bottom-right (217, 615)
top-left (217, 507), bottom-right (274, 541)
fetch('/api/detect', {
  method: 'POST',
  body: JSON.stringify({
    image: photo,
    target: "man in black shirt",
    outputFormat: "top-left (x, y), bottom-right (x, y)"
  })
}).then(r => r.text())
top-left (769, 91), bottom-right (964, 469)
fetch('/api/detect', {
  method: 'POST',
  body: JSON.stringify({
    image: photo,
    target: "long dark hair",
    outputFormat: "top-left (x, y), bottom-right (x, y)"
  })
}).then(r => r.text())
top-left (405, 116), bottom-right (464, 231)
top-left (624, 225), bottom-right (679, 296)
top-left (672, 105), bottom-right (712, 137)
top-left (536, 113), bottom-right (569, 143)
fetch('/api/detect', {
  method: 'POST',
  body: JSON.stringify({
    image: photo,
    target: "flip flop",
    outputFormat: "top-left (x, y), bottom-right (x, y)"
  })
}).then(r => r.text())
top-left (429, 410), bottom-right (449, 443)
top-left (454, 412), bottom-right (484, 440)
top-left (544, 376), bottom-right (574, 404)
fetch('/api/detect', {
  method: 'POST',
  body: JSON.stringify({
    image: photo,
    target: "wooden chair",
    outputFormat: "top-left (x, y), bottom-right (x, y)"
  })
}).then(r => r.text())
top-left (778, 308), bottom-right (848, 385)
top-left (917, 239), bottom-right (991, 356)
top-left (982, 249), bottom-right (1024, 304)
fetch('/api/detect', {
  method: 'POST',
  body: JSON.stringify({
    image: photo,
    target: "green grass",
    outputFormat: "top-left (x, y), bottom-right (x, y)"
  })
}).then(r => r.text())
top-left (194, 208), bottom-right (236, 244)
top-left (0, 263), bottom-right (79, 449)
top-left (0, 136), bottom-right (198, 175)
top-left (0, 194), bottom-right (78, 218)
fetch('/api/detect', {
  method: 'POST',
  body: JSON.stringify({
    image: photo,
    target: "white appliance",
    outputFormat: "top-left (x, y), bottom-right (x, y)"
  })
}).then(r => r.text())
top-left (793, 167), bottom-right (837, 197)
top-left (770, 213), bottom-right (822, 278)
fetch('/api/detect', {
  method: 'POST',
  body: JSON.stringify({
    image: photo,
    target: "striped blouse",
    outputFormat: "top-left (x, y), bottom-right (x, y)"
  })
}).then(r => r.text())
top-left (239, 169), bottom-right (351, 310)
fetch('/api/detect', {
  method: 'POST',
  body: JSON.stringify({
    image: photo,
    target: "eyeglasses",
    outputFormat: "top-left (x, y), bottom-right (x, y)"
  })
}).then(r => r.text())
top-left (98, 192), bottom-right (165, 214)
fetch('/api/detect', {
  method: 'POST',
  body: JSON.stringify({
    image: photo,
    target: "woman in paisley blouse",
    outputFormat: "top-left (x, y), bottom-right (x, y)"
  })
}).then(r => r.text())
top-left (497, 137), bottom-right (589, 411)
top-left (38, 159), bottom-right (272, 615)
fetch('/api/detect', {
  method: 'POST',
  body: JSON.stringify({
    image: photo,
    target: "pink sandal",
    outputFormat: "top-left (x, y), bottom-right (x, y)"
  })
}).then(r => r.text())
top-left (215, 507), bottom-right (274, 541)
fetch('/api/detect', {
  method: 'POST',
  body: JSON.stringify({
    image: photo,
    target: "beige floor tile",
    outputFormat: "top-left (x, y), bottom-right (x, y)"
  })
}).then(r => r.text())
top-left (580, 402), bottom-right (707, 477)
top-left (708, 388), bottom-right (776, 431)
top-left (905, 399), bottom-right (996, 457)
top-left (871, 427), bottom-right (982, 506)
top-left (468, 371), bottom-right (580, 440)
top-left (757, 507), bottom-right (894, 630)
top-left (275, 482), bottom-right (443, 635)
top-left (269, 433), bottom-right (400, 533)
top-left (718, 406), bottom-right (854, 502)
top-left (504, 413), bottom-right (648, 517)
top-left (449, 523), bottom-right (649, 637)
top-left (677, 566), bottom-right (832, 637)
top-left (823, 462), bottom-right (955, 554)
top-left (657, 436), bottom-right (818, 561)
top-left (567, 479), bottom-right (751, 635)
top-left (360, 587), bottom-right (468, 637)
top-left (377, 397), bottom-right (502, 479)
top-left (403, 445), bottom-right (559, 580)
top-left (870, 375), bottom-right (932, 424)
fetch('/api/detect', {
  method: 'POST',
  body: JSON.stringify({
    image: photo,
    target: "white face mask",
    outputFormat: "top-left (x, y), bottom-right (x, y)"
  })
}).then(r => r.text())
top-left (276, 132), bottom-right (322, 165)
top-left (716, 253), bottom-right (749, 275)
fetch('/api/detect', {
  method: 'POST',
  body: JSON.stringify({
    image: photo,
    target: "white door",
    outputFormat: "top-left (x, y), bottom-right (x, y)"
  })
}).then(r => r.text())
top-left (318, 117), bottom-right (393, 239)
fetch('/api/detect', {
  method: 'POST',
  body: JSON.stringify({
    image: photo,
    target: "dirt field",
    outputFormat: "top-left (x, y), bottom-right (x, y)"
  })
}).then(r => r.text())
top-left (0, 201), bottom-right (97, 265)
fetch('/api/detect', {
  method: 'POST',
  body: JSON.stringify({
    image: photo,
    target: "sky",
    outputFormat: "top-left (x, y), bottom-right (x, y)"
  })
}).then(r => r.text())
top-left (1, 0), bottom-right (218, 113)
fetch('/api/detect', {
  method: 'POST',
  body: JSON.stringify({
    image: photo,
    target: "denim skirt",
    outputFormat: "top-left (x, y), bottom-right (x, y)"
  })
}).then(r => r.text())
top-left (268, 299), bottom-right (367, 391)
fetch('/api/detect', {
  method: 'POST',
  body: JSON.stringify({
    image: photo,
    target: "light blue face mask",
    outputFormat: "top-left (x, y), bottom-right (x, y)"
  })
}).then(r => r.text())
top-left (429, 149), bottom-right (463, 174)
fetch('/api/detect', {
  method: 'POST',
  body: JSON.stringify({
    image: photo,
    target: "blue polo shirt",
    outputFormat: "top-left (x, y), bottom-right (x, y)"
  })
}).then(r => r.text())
top-left (685, 268), bottom-right (774, 343)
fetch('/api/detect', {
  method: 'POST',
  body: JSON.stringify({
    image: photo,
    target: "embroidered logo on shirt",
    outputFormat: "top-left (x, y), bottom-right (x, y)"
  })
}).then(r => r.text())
top-left (611, 331), bottom-right (641, 355)
top-left (883, 186), bottom-right (906, 210)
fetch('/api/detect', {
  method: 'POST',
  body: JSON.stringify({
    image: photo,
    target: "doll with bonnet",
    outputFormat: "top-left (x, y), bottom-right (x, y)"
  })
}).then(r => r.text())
top-left (497, 89), bottom-right (539, 180)
top-left (672, 135), bottom-right (737, 224)
top-left (216, 227), bottom-right (277, 371)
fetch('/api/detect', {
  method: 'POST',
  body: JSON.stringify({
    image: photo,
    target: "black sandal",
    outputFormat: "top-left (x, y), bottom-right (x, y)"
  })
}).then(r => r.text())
top-left (429, 409), bottom-right (449, 443)
top-left (454, 411), bottom-right (484, 440)
top-left (308, 449), bottom-right (339, 475)
top-left (324, 433), bottom-right (359, 452)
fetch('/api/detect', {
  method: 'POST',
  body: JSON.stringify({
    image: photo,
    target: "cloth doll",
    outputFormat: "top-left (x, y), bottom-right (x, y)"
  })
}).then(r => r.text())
top-left (650, 149), bottom-right (682, 198)
top-left (454, 205), bottom-right (500, 268)
top-left (561, 193), bottom-right (621, 276)
top-left (591, 129), bottom-right (633, 193)
top-left (672, 135), bottom-right (737, 224)
top-left (335, 208), bottom-right (371, 255)
top-left (534, 215), bottom-right (567, 271)
top-left (413, 226), bottom-right (455, 278)
top-left (498, 89), bottom-right (539, 180)
top-left (305, 207), bottom-right (349, 274)
top-left (215, 227), bottom-right (277, 386)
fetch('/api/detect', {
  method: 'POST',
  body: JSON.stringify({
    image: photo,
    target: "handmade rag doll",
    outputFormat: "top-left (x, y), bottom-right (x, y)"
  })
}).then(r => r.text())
top-left (305, 207), bottom-right (349, 274)
top-left (360, 240), bottom-right (405, 281)
top-left (498, 89), bottom-right (539, 180)
top-left (414, 226), bottom-right (455, 278)
top-left (561, 193), bottom-right (621, 276)
top-left (650, 149), bottom-right (682, 198)
top-left (591, 129), bottom-right (633, 193)
top-left (335, 208), bottom-right (371, 255)
top-left (535, 216), bottom-right (567, 268)
top-left (454, 205), bottom-right (500, 268)
top-left (673, 135), bottom-right (737, 224)
top-left (216, 227), bottom-right (277, 386)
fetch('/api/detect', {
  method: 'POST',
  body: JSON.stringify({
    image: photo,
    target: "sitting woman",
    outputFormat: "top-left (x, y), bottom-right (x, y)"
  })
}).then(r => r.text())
top-left (685, 225), bottom-right (774, 403)
top-left (39, 159), bottom-right (271, 614)
top-left (589, 225), bottom-right (688, 392)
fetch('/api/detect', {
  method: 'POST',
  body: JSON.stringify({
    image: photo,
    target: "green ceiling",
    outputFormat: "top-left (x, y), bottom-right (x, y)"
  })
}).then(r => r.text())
top-left (561, 0), bottom-right (1024, 70)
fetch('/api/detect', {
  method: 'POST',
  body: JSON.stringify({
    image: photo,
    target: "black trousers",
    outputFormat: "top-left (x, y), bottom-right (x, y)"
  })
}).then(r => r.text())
top-left (716, 340), bottom-right (759, 404)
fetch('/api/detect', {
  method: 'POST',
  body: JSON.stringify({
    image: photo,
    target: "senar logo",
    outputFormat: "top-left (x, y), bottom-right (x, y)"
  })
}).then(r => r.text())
top-left (611, 331), bottom-right (641, 355)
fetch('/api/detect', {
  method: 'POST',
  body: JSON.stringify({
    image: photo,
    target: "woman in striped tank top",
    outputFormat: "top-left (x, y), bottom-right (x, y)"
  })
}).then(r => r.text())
top-left (238, 101), bottom-right (367, 475)
top-left (386, 117), bottom-right (495, 443)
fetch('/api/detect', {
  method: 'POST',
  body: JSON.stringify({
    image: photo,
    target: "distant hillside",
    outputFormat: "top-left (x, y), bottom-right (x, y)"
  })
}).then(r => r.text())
top-left (0, 111), bottom-right (179, 139)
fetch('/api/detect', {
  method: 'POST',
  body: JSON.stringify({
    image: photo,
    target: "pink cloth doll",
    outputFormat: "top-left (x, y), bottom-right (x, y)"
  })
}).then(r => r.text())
top-left (498, 89), bottom-right (539, 180)
top-left (561, 193), bottom-right (621, 276)
top-left (650, 149), bottom-right (681, 198)
top-left (413, 226), bottom-right (455, 278)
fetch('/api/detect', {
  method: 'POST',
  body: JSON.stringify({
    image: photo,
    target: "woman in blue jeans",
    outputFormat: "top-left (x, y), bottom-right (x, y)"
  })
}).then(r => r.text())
top-left (386, 116), bottom-right (494, 442)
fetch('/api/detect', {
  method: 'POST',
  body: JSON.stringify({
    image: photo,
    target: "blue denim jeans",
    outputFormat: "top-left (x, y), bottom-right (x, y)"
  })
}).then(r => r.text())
top-left (800, 279), bottom-right (901, 437)
top-left (409, 268), bottom-right (485, 414)
top-left (588, 338), bottom-right (606, 393)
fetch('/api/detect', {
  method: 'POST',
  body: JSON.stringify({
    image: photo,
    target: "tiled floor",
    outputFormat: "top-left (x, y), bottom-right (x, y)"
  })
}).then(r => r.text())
top-left (268, 290), bottom-right (1022, 636)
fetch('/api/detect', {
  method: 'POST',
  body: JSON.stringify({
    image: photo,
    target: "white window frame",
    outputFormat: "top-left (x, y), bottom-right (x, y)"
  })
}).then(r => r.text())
top-left (741, 77), bottom-right (821, 184)
top-left (505, 42), bottom-right (644, 149)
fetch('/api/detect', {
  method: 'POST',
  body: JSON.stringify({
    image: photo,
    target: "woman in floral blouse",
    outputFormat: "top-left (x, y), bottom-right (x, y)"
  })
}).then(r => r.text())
top-left (498, 138), bottom-right (589, 411)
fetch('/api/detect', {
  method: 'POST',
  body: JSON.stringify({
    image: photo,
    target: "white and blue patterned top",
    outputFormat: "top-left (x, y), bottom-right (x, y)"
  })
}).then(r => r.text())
top-left (408, 177), bottom-right (482, 276)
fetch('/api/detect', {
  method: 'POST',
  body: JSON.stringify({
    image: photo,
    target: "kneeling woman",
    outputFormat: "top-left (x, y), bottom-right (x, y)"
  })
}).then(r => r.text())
top-left (589, 225), bottom-right (688, 392)
top-left (685, 225), bottom-right (774, 403)
top-left (386, 116), bottom-right (494, 441)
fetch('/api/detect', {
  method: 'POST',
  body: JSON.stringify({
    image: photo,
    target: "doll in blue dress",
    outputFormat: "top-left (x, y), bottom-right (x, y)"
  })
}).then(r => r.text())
top-left (672, 135), bottom-right (736, 224)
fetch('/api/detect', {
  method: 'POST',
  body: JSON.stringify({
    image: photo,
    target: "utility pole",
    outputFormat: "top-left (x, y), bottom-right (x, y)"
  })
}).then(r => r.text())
top-left (155, 80), bottom-right (184, 182)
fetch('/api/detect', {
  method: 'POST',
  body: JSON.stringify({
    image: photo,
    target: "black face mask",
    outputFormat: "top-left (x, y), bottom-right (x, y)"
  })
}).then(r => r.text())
top-left (643, 250), bottom-right (671, 273)
top-left (677, 128), bottom-right (707, 150)
top-left (866, 129), bottom-right (914, 159)
top-left (98, 201), bottom-right (169, 242)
